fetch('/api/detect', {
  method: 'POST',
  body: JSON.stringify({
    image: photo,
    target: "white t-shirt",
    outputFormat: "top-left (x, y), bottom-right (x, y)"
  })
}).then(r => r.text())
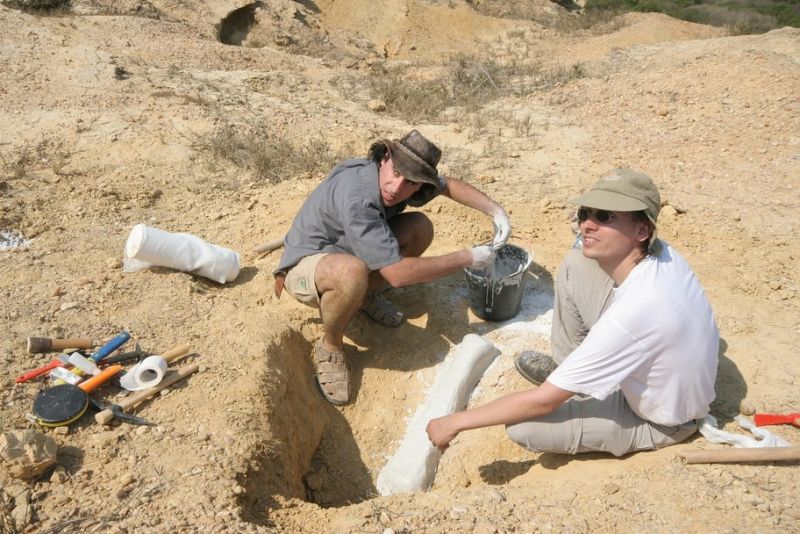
top-left (547, 242), bottom-right (719, 426)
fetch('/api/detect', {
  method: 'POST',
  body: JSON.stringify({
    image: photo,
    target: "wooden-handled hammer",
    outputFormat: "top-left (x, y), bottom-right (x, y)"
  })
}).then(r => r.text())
top-left (28, 337), bottom-right (96, 354)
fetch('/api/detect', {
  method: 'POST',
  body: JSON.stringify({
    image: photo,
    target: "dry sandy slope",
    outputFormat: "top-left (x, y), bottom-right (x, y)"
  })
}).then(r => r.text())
top-left (0, 1), bottom-right (798, 532)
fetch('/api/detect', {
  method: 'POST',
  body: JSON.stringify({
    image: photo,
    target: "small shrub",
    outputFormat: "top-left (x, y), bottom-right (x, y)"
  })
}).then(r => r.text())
top-left (194, 124), bottom-right (352, 184)
top-left (368, 55), bottom-right (586, 122)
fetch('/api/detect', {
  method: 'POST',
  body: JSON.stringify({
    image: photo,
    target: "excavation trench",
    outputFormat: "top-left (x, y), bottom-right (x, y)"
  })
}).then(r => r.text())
top-left (235, 326), bottom-right (376, 525)
top-left (235, 267), bottom-right (553, 524)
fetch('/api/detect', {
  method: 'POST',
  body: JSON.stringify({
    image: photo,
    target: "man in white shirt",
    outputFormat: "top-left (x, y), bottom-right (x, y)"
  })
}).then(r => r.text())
top-left (427, 169), bottom-right (719, 456)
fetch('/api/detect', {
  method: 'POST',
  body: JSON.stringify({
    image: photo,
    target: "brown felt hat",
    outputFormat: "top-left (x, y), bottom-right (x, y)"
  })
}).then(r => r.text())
top-left (383, 130), bottom-right (441, 186)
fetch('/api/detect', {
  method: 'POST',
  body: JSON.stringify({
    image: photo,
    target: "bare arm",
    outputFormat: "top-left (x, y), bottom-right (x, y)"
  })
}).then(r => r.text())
top-left (379, 250), bottom-right (473, 288)
top-left (440, 176), bottom-right (506, 218)
top-left (426, 381), bottom-right (575, 450)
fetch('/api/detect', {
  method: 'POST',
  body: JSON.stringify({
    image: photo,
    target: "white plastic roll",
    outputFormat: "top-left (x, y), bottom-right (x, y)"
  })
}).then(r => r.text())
top-left (376, 334), bottom-right (500, 495)
top-left (123, 223), bottom-right (240, 284)
top-left (120, 356), bottom-right (168, 391)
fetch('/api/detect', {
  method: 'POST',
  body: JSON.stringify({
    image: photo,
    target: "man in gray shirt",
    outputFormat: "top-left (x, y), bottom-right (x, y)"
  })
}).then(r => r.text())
top-left (275, 130), bottom-right (510, 405)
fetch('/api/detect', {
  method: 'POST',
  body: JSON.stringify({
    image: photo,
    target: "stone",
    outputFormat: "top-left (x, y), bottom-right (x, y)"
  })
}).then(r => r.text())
top-left (367, 99), bottom-right (386, 112)
top-left (0, 430), bottom-right (58, 479)
top-left (739, 398), bottom-right (756, 416)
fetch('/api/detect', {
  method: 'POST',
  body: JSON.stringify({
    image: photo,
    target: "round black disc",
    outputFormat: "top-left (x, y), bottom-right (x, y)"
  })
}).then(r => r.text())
top-left (32, 384), bottom-right (88, 425)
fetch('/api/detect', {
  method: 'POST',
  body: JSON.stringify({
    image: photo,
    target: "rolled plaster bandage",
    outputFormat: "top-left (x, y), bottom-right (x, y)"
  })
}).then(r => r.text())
top-left (119, 355), bottom-right (168, 391)
top-left (376, 334), bottom-right (499, 496)
top-left (123, 223), bottom-right (240, 284)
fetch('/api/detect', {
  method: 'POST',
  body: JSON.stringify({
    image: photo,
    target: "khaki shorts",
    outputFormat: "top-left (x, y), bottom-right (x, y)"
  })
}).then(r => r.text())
top-left (283, 253), bottom-right (328, 306)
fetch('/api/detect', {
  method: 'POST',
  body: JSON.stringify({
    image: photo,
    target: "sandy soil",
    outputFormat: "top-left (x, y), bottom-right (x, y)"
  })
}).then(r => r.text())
top-left (0, 0), bottom-right (798, 532)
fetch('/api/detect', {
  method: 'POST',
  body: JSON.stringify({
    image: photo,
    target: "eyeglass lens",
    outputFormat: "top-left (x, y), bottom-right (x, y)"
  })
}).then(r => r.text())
top-left (578, 207), bottom-right (613, 224)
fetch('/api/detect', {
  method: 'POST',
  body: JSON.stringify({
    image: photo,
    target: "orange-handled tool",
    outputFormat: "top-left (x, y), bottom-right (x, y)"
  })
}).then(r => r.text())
top-left (754, 413), bottom-right (800, 427)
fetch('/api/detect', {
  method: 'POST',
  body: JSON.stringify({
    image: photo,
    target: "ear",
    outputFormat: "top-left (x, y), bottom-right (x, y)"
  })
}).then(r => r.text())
top-left (634, 220), bottom-right (653, 244)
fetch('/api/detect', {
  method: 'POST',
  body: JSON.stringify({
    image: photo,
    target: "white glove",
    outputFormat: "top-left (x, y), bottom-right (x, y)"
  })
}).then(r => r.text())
top-left (470, 246), bottom-right (494, 269)
top-left (492, 212), bottom-right (511, 249)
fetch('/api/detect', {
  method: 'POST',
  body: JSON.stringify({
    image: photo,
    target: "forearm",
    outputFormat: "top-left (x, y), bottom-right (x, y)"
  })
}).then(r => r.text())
top-left (441, 176), bottom-right (506, 218)
top-left (381, 250), bottom-right (473, 287)
top-left (426, 383), bottom-right (574, 449)
top-left (448, 389), bottom-right (559, 432)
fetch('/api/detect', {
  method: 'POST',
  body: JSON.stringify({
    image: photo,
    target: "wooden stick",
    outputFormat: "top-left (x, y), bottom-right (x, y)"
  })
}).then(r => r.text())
top-left (678, 446), bottom-right (800, 464)
top-left (253, 236), bottom-right (285, 255)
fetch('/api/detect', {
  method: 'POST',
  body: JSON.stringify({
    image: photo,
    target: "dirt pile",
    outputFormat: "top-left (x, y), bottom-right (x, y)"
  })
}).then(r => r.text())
top-left (0, 0), bottom-right (798, 532)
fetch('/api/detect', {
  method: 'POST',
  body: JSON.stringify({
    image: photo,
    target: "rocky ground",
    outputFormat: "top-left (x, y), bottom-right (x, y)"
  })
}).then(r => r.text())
top-left (0, 0), bottom-right (798, 532)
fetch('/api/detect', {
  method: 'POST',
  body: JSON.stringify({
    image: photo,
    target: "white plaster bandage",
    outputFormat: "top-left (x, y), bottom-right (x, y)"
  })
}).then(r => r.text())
top-left (123, 223), bottom-right (240, 284)
top-left (376, 334), bottom-right (500, 495)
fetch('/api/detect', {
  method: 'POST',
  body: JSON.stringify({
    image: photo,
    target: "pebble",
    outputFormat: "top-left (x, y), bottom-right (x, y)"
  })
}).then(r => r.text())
top-left (603, 482), bottom-right (620, 495)
top-left (739, 398), bottom-right (756, 416)
top-left (59, 302), bottom-right (78, 311)
top-left (487, 488), bottom-right (505, 502)
top-left (367, 99), bottom-right (386, 112)
top-left (450, 505), bottom-right (467, 519)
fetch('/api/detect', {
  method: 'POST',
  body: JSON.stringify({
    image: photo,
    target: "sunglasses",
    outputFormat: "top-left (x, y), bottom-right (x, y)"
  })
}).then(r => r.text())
top-left (577, 207), bottom-right (616, 224)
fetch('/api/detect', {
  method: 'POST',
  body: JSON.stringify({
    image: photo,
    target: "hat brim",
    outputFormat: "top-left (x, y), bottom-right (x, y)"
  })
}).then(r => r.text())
top-left (569, 190), bottom-right (649, 213)
top-left (387, 140), bottom-right (440, 186)
top-left (572, 190), bottom-right (662, 254)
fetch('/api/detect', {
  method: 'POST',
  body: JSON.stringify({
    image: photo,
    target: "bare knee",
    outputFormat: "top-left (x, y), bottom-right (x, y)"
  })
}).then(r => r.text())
top-left (317, 254), bottom-right (370, 296)
top-left (390, 212), bottom-right (433, 257)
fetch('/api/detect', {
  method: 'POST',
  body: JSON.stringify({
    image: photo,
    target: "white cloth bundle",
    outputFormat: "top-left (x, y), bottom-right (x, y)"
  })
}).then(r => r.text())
top-left (123, 223), bottom-right (240, 284)
top-left (699, 414), bottom-right (791, 448)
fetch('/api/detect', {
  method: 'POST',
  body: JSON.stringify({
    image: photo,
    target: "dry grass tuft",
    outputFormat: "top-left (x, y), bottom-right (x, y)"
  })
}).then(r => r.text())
top-left (192, 124), bottom-right (353, 184)
top-left (368, 55), bottom-right (586, 123)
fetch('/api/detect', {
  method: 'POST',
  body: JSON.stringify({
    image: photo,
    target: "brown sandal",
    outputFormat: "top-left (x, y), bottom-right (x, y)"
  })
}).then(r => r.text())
top-left (313, 340), bottom-right (350, 405)
top-left (361, 291), bottom-right (404, 328)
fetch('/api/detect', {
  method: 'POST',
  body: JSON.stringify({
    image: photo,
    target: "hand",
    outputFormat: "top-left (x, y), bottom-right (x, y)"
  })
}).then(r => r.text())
top-left (426, 416), bottom-right (459, 451)
top-left (492, 212), bottom-right (511, 249)
top-left (470, 245), bottom-right (494, 269)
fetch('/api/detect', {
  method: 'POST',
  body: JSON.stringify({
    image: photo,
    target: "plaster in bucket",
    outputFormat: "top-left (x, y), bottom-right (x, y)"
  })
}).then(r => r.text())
top-left (464, 244), bottom-right (532, 321)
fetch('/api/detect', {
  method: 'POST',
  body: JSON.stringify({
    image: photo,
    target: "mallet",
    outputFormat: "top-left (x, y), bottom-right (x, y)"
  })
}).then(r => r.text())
top-left (27, 337), bottom-right (95, 354)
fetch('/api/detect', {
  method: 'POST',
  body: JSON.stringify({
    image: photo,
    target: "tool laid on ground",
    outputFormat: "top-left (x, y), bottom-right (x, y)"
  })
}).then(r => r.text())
top-left (88, 398), bottom-right (154, 426)
top-left (95, 363), bottom-right (198, 425)
top-left (253, 236), bottom-right (285, 255)
top-left (754, 412), bottom-right (800, 427)
top-left (678, 446), bottom-right (800, 465)
top-left (87, 331), bottom-right (131, 362)
top-left (31, 365), bottom-right (123, 427)
top-left (16, 352), bottom-right (77, 383)
top-left (98, 343), bottom-right (150, 365)
top-left (27, 337), bottom-right (95, 354)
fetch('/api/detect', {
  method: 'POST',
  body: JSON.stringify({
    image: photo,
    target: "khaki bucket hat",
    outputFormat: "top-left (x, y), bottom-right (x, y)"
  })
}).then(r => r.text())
top-left (570, 169), bottom-right (662, 252)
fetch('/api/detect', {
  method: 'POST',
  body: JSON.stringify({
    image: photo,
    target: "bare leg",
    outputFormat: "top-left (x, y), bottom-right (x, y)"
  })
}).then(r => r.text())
top-left (314, 254), bottom-right (370, 351)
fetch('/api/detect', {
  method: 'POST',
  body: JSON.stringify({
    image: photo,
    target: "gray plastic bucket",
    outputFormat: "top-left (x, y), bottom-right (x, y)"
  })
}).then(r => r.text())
top-left (464, 244), bottom-right (532, 321)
